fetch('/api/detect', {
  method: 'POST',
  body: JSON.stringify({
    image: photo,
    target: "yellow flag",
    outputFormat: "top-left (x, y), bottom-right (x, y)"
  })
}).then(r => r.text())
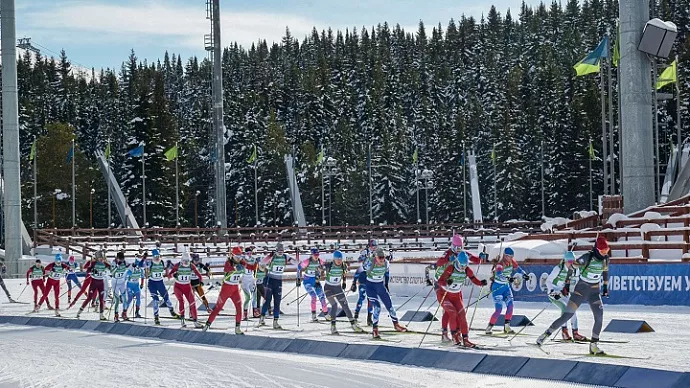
top-left (164, 145), bottom-right (178, 161)
top-left (656, 60), bottom-right (677, 90)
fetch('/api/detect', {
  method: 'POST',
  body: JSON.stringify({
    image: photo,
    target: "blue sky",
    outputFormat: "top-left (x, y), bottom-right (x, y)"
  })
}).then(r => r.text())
top-left (16, 0), bottom-right (541, 70)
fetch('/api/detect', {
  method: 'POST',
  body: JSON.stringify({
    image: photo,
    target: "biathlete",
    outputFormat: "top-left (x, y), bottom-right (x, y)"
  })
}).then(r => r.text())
top-left (203, 248), bottom-right (246, 334)
top-left (538, 237), bottom-right (611, 355)
top-left (240, 247), bottom-right (258, 320)
top-left (323, 250), bottom-right (363, 334)
top-left (26, 259), bottom-right (53, 312)
top-left (147, 249), bottom-right (180, 325)
top-left (298, 248), bottom-right (329, 322)
top-left (546, 251), bottom-right (586, 341)
top-left (123, 260), bottom-right (145, 319)
top-left (351, 239), bottom-right (377, 325)
top-left (37, 254), bottom-right (69, 316)
top-left (485, 247), bottom-right (529, 334)
top-left (190, 253), bottom-right (213, 313)
top-left (168, 252), bottom-right (205, 328)
top-left (364, 247), bottom-right (406, 338)
top-left (65, 256), bottom-right (82, 304)
top-left (111, 252), bottom-right (129, 322)
top-left (259, 242), bottom-right (298, 329)
top-left (76, 250), bottom-right (111, 320)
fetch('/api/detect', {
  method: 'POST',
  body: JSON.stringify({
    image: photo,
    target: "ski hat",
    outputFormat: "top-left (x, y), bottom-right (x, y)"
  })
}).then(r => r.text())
top-left (54, 254), bottom-right (62, 262)
top-left (375, 247), bottom-right (385, 258)
top-left (504, 247), bottom-right (515, 256)
top-left (595, 237), bottom-right (610, 255)
top-left (310, 247), bottom-right (320, 256)
top-left (116, 251), bottom-right (125, 260)
top-left (191, 253), bottom-right (200, 262)
top-left (181, 251), bottom-right (191, 264)
top-left (451, 235), bottom-right (464, 252)
top-left (454, 251), bottom-right (469, 271)
top-left (35, 259), bottom-right (41, 264)
top-left (369, 239), bottom-right (378, 248)
top-left (333, 250), bottom-right (344, 261)
top-left (152, 248), bottom-right (161, 258)
top-left (564, 251), bottom-right (576, 263)
top-left (68, 256), bottom-right (75, 262)
top-left (231, 246), bottom-right (243, 256)
top-left (276, 243), bottom-right (284, 253)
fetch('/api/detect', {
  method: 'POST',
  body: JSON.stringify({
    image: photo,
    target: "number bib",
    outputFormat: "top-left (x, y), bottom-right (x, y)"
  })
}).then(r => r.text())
top-left (224, 271), bottom-right (242, 285)
top-left (367, 261), bottom-right (388, 283)
top-left (49, 267), bottom-right (63, 280)
top-left (175, 266), bottom-right (193, 284)
top-left (445, 269), bottom-right (467, 293)
top-left (30, 267), bottom-right (43, 280)
top-left (269, 255), bottom-right (288, 277)
top-left (149, 262), bottom-right (165, 281)
top-left (325, 264), bottom-right (345, 286)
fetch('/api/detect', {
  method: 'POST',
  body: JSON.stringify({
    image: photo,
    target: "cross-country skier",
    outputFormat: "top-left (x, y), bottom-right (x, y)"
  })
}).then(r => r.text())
top-left (65, 256), bottom-right (82, 304)
top-left (537, 237), bottom-right (611, 354)
top-left (203, 248), bottom-right (245, 334)
top-left (239, 247), bottom-right (258, 320)
top-left (485, 247), bottom-right (530, 334)
top-left (37, 254), bottom-right (69, 315)
top-left (190, 253), bottom-right (212, 313)
top-left (437, 251), bottom-right (487, 347)
top-left (546, 251), bottom-right (586, 341)
top-left (123, 259), bottom-right (145, 319)
top-left (253, 261), bottom-right (267, 318)
top-left (365, 247), bottom-right (406, 338)
top-left (298, 248), bottom-right (329, 322)
top-left (77, 250), bottom-right (111, 320)
top-left (111, 252), bottom-right (129, 322)
top-left (324, 250), bottom-right (363, 334)
top-left (258, 242), bottom-right (299, 329)
top-left (26, 259), bottom-right (53, 311)
top-left (351, 239), bottom-right (376, 325)
top-left (0, 260), bottom-right (15, 302)
top-left (168, 252), bottom-right (204, 328)
top-left (146, 248), bottom-right (180, 325)
top-left (68, 257), bottom-right (93, 310)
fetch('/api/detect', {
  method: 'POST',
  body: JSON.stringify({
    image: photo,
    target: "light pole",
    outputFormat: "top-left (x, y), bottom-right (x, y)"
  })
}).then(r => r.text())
top-left (324, 157), bottom-right (338, 227)
top-left (194, 191), bottom-right (200, 228)
top-left (89, 188), bottom-right (95, 228)
top-left (420, 169), bottom-right (433, 225)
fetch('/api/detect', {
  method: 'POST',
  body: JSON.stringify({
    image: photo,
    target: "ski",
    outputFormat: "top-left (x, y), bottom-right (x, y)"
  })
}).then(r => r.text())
top-left (9, 300), bottom-right (30, 305)
top-left (370, 336), bottom-right (401, 343)
top-left (552, 339), bottom-right (629, 345)
top-left (525, 342), bottom-right (551, 355)
top-left (455, 344), bottom-right (516, 352)
top-left (479, 332), bottom-right (533, 339)
top-left (563, 352), bottom-right (650, 360)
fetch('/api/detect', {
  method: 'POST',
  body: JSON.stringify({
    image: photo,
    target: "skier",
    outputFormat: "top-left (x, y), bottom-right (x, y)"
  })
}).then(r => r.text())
top-left (123, 259), bottom-right (145, 319)
top-left (437, 251), bottom-right (487, 347)
top-left (37, 254), bottom-right (70, 315)
top-left (351, 239), bottom-right (376, 325)
top-left (253, 261), bottom-right (267, 318)
top-left (168, 252), bottom-right (205, 328)
top-left (26, 259), bottom-right (53, 311)
top-left (365, 247), bottom-right (406, 338)
top-left (111, 252), bottom-right (129, 322)
top-left (68, 257), bottom-right (93, 310)
top-left (324, 250), bottom-right (363, 334)
top-left (258, 242), bottom-right (299, 329)
top-left (485, 247), bottom-right (530, 334)
top-left (65, 256), bottom-right (82, 304)
top-left (240, 247), bottom-right (258, 320)
top-left (76, 250), bottom-right (111, 320)
top-left (546, 251), bottom-right (586, 341)
top-left (146, 248), bottom-right (179, 325)
top-left (0, 259), bottom-right (16, 302)
top-left (298, 247), bottom-right (329, 322)
top-left (537, 237), bottom-right (611, 355)
top-left (190, 253), bottom-right (212, 313)
top-left (203, 248), bottom-right (245, 334)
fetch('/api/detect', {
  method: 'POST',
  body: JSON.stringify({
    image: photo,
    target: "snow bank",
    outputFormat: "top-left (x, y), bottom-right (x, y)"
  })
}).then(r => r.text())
top-left (488, 239), bottom-right (568, 261)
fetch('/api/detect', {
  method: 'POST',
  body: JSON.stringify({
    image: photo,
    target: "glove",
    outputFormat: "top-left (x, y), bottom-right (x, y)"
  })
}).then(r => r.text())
top-left (549, 291), bottom-right (561, 300)
top-left (480, 279), bottom-right (488, 286)
top-left (479, 252), bottom-right (488, 261)
top-left (523, 274), bottom-right (530, 281)
top-left (508, 276), bottom-right (515, 283)
top-left (563, 283), bottom-right (570, 296)
top-left (296, 278), bottom-right (302, 287)
top-left (350, 282), bottom-right (357, 292)
top-left (446, 278), bottom-right (453, 285)
top-left (602, 284), bottom-right (609, 297)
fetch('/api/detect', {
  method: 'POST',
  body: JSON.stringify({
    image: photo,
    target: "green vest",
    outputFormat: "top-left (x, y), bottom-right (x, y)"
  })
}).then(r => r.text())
top-left (325, 263), bottom-right (346, 286)
top-left (149, 261), bottom-right (165, 281)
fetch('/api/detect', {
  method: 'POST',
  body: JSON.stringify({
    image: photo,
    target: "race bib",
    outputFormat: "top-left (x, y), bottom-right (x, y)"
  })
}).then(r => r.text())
top-left (244, 268), bottom-right (253, 276)
top-left (177, 275), bottom-right (190, 282)
top-left (448, 282), bottom-right (462, 291)
top-left (370, 274), bottom-right (384, 281)
top-left (329, 276), bottom-right (341, 283)
top-left (50, 272), bottom-right (61, 280)
top-left (151, 272), bottom-right (163, 279)
top-left (272, 266), bottom-right (285, 273)
top-left (114, 272), bottom-right (125, 279)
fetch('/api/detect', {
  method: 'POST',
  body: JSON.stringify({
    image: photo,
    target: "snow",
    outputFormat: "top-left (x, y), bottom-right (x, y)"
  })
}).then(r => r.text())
top-left (606, 213), bottom-right (629, 227)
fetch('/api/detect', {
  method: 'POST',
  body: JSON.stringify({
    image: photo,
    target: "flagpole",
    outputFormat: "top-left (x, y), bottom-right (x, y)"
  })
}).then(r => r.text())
top-left (540, 139), bottom-right (545, 219)
top-left (321, 158), bottom-right (325, 226)
top-left (368, 143), bottom-right (373, 224)
top-left (493, 151), bottom-right (497, 221)
top-left (33, 136), bottom-right (37, 231)
top-left (600, 59), bottom-right (608, 196)
top-left (462, 141), bottom-right (467, 222)
top-left (653, 58), bottom-right (660, 202)
top-left (107, 139), bottom-right (112, 228)
top-left (617, 65), bottom-right (623, 196)
top-left (175, 142), bottom-right (179, 226)
top-left (254, 158), bottom-right (258, 226)
top-left (71, 138), bottom-right (76, 228)
top-left (142, 149), bottom-right (146, 228)
top-left (607, 32), bottom-right (616, 195)
top-left (589, 138), bottom-right (594, 211)
top-left (676, 54), bottom-right (682, 177)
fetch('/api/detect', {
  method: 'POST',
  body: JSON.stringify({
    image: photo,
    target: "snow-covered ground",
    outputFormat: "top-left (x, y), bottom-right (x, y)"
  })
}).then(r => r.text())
top-left (1, 278), bottom-right (688, 386)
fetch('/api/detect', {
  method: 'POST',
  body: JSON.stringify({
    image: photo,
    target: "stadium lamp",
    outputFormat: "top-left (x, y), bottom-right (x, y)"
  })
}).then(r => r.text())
top-left (638, 18), bottom-right (677, 59)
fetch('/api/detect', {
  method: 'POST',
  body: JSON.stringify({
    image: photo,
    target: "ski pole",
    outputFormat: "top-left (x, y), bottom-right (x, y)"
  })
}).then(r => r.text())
top-left (507, 303), bottom-right (549, 344)
top-left (418, 291), bottom-right (446, 348)
top-left (397, 286), bottom-right (427, 310)
top-left (467, 245), bottom-right (487, 329)
top-left (287, 292), bottom-right (308, 306)
top-left (405, 286), bottom-right (434, 326)
top-left (17, 283), bottom-right (29, 301)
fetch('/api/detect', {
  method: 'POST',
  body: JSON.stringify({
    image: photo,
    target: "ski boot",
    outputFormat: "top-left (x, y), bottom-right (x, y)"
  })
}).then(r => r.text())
top-left (325, 314), bottom-right (333, 322)
top-left (76, 308), bottom-right (83, 319)
top-left (99, 313), bottom-right (107, 321)
top-left (372, 327), bottom-right (380, 339)
top-left (180, 315), bottom-right (187, 328)
top-left (561, 327), bottom-right (572, 341)
top-left (154, 315), bottom-right (161, 325)
top-left (311, 312), bottom-right (318, 322)
top-left (393, 321), bottom-right (407, 332)
top-left (47, 304), bottom-right (54, 311)
top-left (202, 321), bottom-right (211, 332)
top-left (354, 312), bottom-right (359, 321)
top-left (54, 308), bottom-right (61, 317)
top-left (193, 320), bottom-right (204, 329)
top-left (114, 313), bottom-right (120, 322)
top-left (350, 320), bottom-right (364, 333)
top-left (441, 330), bottom-right (452, 343)
top-left (33, 305), bottom-right (39, 313)
top-left (243, 309), bottom-right (248, 320)
top-left (485, 324), bottom-right (494, 334)
top-left (253, 308), bottom-right (261, 318)
top-left (503, 321), bottom-right (515, 335)
top-left (330, 323), bottom-right (339, 335)
top-left (206, 306), bottom-right (213, 314)
top-left (235, 324), bottom-right (244, 335)
top-left (135, 308), bottom-right (142, 319)
top-left (452, 331), bottom-right (462, 345)
top-left (589, 341), bottom-right (605, 355)
top-left (461, 336), bottom-right (478, 349)
top-left (258, 315), bottom-right (266, 326)
top-left (273, 319), bottom-right (282, 330)
top-left (121, 311), bottom-right (129, 321)
top-left (169, 309), bottom-right (180, 319)
top-left (366, 313), bottom-right (373, 327)
top-left (572, 330), bottom-right (587, 341)
top-left (536, 331), bottom-right (550, 346)
top-left (8, 297), bottom-right (17, 303)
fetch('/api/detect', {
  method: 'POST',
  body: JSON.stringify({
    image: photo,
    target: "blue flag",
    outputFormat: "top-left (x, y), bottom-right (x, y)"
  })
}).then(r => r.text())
top-left (65, 144), bottom-right (74, 164)
top-left (127, 145), bottom-right (144, 157)
top-left (459, 152), bottom-right (465, 166)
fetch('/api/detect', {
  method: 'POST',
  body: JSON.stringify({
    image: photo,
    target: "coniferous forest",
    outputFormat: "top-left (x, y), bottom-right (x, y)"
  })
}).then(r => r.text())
top-left (5, 0), bottom-right (690, 230)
